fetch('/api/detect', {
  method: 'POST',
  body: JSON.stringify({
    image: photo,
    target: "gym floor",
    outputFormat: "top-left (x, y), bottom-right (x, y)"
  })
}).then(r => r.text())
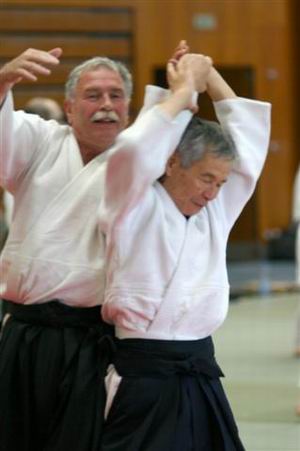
top-left (215, 260), bottom-right (300, 450)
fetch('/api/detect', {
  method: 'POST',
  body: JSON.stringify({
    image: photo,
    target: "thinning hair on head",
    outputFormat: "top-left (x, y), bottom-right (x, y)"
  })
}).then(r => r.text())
top-left (64, 56), bottom-right (133, 100)
top-left (24, 97), bottom-right (64, 122)
top-left (177, 116), bottom-right (237, 168)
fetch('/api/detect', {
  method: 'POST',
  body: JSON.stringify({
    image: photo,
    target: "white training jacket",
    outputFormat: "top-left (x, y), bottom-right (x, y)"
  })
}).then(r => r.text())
top-left (0, 87), bottom-right (164, 306)
top-left (98, 93), bottom-right (272, 340)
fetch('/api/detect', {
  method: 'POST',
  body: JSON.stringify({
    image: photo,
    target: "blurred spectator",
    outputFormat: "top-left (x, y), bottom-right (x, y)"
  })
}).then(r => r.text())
top-left (293, 165), bottom-right (300, 360)
top-left (293, 165), bottom-right (300, 286)
top-left (293, 164), bottom-right (300, 416)
top-left (24, 96), bottom-right (65, 122)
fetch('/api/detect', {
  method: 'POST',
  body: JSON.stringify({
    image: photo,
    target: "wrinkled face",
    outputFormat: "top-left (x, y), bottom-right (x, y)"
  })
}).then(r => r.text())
top-left (64, 67), bottom-right (130, 163)
top-left (161, 151), bottom-right (233, 216)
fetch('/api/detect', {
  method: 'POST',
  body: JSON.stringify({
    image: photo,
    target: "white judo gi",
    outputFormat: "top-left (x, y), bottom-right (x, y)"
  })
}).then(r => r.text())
top-left (0, 88), bottom-right (161, 306)
top-left (99, 91), bottom-right (271, 340)
top-left (98, 90), bottom-right (271, 423)
top-left (0, 85), bottom-right (167, 451)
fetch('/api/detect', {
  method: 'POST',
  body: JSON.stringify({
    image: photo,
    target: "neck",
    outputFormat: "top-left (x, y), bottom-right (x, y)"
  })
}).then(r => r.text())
top-left (79, 144), bottom-right (107, 165)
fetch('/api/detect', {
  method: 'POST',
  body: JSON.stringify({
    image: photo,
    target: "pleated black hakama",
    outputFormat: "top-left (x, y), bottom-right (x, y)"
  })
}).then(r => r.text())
top-left (0, 301), bottom-right (114, 451)
top-left (101, 337), bottom-right (245, 451)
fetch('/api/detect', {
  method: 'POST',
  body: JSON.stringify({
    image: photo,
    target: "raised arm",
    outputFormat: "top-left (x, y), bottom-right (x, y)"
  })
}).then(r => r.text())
top-left (0, 48), bottom-right (62, 190)
top-left (207, 68), bottom-right (271, 228)
top-left (206, 67), bottom-right (237, 101)
top-left (98, 54), bottom-right (212, 234)
top-left (0, 48), bottom-right (62, 105)
top-left (138, 40), bottom-right (190, 115)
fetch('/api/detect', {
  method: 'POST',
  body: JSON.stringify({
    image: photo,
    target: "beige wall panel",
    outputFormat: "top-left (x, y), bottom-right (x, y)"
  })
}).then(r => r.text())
top-left (0, 37), bottom-right (131, 59)
top-left (0, 10), bottom-right (132, 32)
top-left (0, 0), bottom-right (298, 240)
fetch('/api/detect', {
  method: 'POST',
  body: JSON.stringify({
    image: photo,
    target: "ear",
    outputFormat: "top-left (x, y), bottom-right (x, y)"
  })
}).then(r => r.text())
top-left (63, 99), bottom-right (73, 125)
top-left (165, 152), bottom-right (180, 176)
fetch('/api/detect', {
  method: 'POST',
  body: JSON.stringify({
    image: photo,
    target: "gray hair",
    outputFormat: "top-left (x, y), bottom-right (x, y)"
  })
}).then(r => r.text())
top-left (65, 57), bottom-right (133, 100)
top-left (177, 116), bottom-right (237, 168)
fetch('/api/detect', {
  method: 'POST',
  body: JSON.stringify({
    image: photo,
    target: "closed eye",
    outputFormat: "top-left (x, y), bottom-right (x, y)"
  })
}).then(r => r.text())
top-left (110, 91), bottom-right (125, 100)
top-left (218, 179), bottom-right (228, 188)
top-left (85, 91), bottom-right (99, 100)
top-left (200, 176), bottom-right (214, 184)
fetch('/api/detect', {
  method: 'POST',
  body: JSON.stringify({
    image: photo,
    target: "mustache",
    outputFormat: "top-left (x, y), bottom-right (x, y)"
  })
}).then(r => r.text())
top-left (91, 110), bottom-right (120, 122)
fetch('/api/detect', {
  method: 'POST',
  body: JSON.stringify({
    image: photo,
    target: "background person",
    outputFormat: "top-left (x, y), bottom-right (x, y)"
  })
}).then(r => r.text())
top-left (24, 95), bottom-right (65, 122)
top-left (292, 163), bottom-right (300, 416)
top-left (293, 164), bottom-right (300, 357)
top-left (292, 164), bottom-right (300, 288)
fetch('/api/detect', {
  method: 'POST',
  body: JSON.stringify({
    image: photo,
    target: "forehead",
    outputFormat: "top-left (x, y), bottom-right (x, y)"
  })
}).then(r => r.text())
top-left (76, 67), bottom-right (125, 92)
top-left (183, 152), bottom-right (233, 179)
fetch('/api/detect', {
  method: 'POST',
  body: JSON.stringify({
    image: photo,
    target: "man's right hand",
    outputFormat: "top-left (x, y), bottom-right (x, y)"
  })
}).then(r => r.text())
top-left (161, 53), bottom-right (212, 117)
top-left (0, 47), bottom-right (62, 104)
top-left (175, 53), bottom-right (213, 94)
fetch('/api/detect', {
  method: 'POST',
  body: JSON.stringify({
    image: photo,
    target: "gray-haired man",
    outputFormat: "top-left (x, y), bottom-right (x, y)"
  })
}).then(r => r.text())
top-left (97, 61), bottom-right (271, 450)
top-left (0, 46), bottom-right (158, 451)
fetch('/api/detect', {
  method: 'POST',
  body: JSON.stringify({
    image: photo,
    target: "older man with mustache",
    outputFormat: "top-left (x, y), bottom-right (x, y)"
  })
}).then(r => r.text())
top-left (0, 44), bottom-right (176, 451)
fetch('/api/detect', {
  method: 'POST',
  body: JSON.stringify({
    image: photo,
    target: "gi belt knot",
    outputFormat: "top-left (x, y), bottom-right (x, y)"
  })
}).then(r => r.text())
top-left (172, 356), bottom-right (223, 378)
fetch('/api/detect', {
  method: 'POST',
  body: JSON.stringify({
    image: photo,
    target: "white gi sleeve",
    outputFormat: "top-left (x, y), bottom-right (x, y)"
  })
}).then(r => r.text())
top-left (213, 97), bottom-right (271, 230)
top-left (98, 104), bottom-right (193, 234)
top-left (137, 85), bottom-right (169, 117)
top-left (0, 91), bottom-right (50, 192)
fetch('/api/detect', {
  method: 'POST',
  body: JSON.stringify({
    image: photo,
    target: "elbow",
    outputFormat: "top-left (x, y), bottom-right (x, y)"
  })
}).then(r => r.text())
top-left (108, 134), bottom-right (157, 182)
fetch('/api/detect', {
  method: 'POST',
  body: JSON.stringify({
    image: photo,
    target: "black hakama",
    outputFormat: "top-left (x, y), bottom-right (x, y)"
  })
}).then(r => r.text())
top-left (101, 337), bottom-right (245, 451)
top-left (0, 300), bottom-right (114, 451)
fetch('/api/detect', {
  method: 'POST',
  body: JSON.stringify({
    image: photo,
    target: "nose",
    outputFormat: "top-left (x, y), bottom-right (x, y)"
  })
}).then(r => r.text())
top-left (203, 186), bottom-right (218, 201)
top-left (101, 93), bottom-right (113, 110)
